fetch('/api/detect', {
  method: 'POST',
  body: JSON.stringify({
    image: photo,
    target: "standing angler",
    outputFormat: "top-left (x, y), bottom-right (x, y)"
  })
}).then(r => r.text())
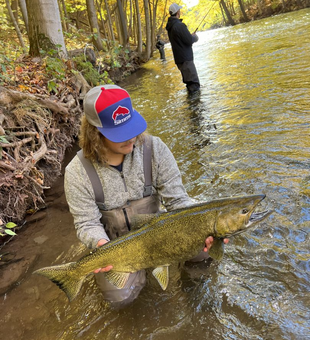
top-left (166, 3), bottom-right (200, 93)
top-left (156, 34), bottom-right (166, 61)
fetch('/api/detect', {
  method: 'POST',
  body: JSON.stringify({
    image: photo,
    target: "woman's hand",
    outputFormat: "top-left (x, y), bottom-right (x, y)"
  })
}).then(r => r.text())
top-left (204, 236), bottom-right (229, 252)
top-left (93, 239), bottom-right (113, 274)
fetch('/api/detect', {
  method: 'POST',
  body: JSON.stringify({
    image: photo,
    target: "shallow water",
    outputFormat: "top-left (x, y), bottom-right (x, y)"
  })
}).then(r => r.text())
top-left (1, 9), bottom-right (310, 340)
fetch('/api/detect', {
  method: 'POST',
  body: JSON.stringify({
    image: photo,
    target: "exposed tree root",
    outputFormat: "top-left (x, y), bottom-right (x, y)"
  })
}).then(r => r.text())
top-left (0, 77), bottom-right (83, 240)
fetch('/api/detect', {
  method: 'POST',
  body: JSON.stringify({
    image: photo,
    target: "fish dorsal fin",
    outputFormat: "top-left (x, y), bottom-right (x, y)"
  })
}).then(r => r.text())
top-left (208, 238), bottom-right (224, 261)
top-left (152, 265), bottom-right (170, 290)
top-left (103, 271), bottom-right (130, 289)
top-left (130, 214), bottom-right (158, 230)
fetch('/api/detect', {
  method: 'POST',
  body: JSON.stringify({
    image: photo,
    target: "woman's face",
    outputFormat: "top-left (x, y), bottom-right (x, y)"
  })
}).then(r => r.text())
top-left (103, 137), bottom-right (137, 156)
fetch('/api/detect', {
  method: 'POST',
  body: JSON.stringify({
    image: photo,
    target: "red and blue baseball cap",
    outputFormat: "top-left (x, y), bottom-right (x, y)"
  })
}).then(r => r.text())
top-left (83, 85), bottom-right (147, 143)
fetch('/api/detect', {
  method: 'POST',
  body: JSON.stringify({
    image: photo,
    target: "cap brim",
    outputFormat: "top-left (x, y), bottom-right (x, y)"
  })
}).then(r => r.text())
top-left (97, 109), bottom-right (147, 143)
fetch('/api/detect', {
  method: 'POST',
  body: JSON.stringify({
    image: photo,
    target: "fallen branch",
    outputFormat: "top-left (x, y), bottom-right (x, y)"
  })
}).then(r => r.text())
top-left (0, 86), bottom-right (69, 115)
top-left (0, 160), bottom-right (15, 171)
top-left (0, 136), bottom-right (33, 148)
top-left (25, 174), bottom-right (50, 190)
top-left (23, 135), bottom-right (47, 167)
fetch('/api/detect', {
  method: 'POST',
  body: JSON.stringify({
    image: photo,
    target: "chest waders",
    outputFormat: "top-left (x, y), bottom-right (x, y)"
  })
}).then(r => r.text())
top-left (77, 135), bottom-right (160, 305)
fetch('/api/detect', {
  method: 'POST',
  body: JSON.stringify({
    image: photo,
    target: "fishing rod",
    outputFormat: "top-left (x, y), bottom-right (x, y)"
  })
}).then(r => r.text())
top-left (194, 1), bottom-right (217, 33)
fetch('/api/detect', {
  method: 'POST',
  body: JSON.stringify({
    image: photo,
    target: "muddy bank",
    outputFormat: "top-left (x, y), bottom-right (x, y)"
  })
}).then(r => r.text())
top-left (0, 144), bottom-right (79, 297)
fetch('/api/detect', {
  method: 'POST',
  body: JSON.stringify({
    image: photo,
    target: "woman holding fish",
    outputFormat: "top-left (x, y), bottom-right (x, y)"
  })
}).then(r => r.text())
top-left (64, 85), bottom-right (228, 306)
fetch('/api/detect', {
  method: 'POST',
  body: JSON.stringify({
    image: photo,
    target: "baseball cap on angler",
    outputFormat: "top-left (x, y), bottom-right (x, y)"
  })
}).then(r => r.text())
top-left (83, 85), bottom-right (147, 143)
top-left (169, 3), bottom-right (182, 15)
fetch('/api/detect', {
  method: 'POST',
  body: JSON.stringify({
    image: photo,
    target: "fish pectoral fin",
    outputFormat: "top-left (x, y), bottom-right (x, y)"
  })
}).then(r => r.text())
top-left (152, 265), bottom-right (170, 290)
top-left (103, 271), bottom-right (131, 289)
top-left (208, 238), bottom-right (224, 261)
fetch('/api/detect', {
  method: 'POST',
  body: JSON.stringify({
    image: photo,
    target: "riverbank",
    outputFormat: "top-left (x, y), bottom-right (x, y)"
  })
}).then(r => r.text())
top-left (0, 49), bottom-right (144, 248)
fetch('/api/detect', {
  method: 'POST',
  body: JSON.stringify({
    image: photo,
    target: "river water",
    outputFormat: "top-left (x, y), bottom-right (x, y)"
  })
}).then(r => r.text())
top-left (1, 9), bottom-right (310, 340)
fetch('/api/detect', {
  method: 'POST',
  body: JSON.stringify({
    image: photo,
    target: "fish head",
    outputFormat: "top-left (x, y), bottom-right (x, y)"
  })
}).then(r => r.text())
top-left (214, 194), bottom-right (272, 238)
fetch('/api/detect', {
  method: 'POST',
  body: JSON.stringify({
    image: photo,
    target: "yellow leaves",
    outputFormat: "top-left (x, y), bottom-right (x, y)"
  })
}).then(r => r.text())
top-left (18, 84), bottom-right (31, 92)
top-left (26, 208), bottom-right (37, 214)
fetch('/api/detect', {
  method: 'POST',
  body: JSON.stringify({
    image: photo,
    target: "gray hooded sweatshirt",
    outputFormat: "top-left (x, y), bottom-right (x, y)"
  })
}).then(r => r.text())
top-left (64, 136), bottom-right (193, 249)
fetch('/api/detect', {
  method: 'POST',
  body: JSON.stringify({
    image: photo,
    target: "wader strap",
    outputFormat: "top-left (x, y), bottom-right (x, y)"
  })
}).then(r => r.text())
top-left (143, 135), bottom-right (153, 197)
top-left (77, 135), bottom-right (153, 208)
top-left (77, 149), bottom-right (105, 210)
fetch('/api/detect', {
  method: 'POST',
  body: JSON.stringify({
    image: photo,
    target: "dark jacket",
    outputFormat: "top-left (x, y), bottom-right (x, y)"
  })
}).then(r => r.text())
top-left (156, 38), bottom-right (165, 50)
top-left (166, 16), bottom-right (195, 64)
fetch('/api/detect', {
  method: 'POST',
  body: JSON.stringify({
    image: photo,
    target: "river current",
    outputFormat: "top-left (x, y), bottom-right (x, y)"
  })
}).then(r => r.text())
top-left (1, 8), bottom-right (309, 340)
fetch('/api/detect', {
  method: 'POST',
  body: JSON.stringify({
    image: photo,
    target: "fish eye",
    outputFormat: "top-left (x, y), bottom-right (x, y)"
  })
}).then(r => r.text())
top-left (242, 209), bottom-right (249, 214)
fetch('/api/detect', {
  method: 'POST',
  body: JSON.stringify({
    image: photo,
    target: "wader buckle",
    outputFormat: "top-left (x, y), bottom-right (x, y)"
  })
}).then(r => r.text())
top-left (143, 185), bottom-right (153, 197)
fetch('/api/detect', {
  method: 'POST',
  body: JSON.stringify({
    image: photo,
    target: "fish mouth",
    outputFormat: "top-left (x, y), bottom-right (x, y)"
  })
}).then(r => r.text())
top-left (227, 209), bottom-right (273, 237)
top-left (249, 210), bottom-right (272, 224)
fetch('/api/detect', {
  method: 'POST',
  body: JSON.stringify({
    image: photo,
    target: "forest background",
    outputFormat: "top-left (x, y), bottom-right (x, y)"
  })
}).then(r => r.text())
top-left (0, 0), bottom-right (308, 245)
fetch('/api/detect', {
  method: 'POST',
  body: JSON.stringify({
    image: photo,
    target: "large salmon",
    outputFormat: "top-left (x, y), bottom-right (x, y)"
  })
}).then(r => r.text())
top-left (33, 194), bottom-right (272, 301)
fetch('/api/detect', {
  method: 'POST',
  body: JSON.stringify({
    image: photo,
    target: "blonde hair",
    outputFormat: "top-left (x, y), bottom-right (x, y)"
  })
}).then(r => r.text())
top-left (79, 115), bottom-right (145, 165)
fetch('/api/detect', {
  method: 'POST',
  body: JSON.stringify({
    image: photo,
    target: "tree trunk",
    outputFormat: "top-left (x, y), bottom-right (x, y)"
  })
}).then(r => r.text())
top-left (5, 0), bottom-right (26, 51)
top-left (26, 0), bottom-right (67, 57)
top-left (220, 4), bottom-right (227, 25)
top-left (143, 0), bottom-right (151, 59)
top-left (134, 0), bottom-right (142, 54)
top-left (60, 0), bottom-right (68, 21)
top-left (86, 0), bottom-right (104, 51)
top-left (11, 0), bottom-right (19, 23)
top-left (96, 0), bottom-right (109, 50)
top-left (18, 0), bottom-right (29, 34)
top-left (257, 0), bottom-right (262, 15)
top-left (151, 0), bottom-right (159, 57)
top-left (219, 0), bottom-right (235, 26)
top-left (237, 0), bottom-right (249, 22)
top-left (158, 0), bottom-right (168, 34)
top-left (229, 1), bottom-right (235, 16)
top-left (128, 0), bottom-right (133, 40)
top-left (58, 0), bottom-right (68, 32)
top-left (104, 0), bottom-right (115, 42)
top-left (117, 0), bottom-right (128, 46)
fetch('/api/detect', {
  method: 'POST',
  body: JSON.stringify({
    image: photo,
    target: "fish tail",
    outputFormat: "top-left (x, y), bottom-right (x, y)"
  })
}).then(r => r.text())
top-left (33, 262), bottom-right (85, 302)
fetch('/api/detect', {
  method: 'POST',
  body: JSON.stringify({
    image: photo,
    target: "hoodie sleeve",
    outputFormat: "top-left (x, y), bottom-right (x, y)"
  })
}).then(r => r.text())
top-left (178, 22), bottom-right (196, 46)
top-left (64, 156), bottom-right (110, 249)
top-left (152, 137), bottom-right (194, 211)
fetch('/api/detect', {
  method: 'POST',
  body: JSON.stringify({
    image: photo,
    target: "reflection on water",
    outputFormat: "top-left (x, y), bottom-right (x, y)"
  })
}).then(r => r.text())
top-left (1, 9), bottom-right (310, 340)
